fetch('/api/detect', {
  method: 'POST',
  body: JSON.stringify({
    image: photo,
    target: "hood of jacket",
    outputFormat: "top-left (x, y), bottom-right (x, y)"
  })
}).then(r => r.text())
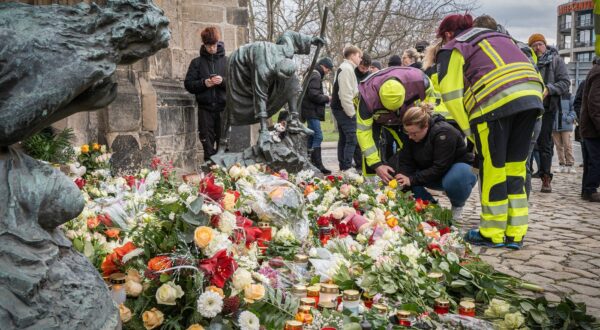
top-left (200, 41), bottom-right (225, 59)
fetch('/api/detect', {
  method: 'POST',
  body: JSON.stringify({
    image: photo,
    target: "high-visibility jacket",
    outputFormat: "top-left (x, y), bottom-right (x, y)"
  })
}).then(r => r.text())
top-left (595, 0), bottom-right (600, 56)
top-left (436, 28), bottom-right (545, 138)
top-left (425, 67), bottom-right (453, 121)
top-left (356, 67), bottom-right (442, 168)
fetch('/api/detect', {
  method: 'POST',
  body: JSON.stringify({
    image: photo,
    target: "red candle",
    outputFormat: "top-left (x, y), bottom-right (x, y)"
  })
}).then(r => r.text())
top-left (434, 298), bottom-right (450, 315)
top-left (458, 301), bottom-right (476, 317)
top-left (258, 222), bottom-right (272, 241)
top-left (319, 227), bottom-right (332, 245)
top-left (396, 310), bottom-right (411, 326)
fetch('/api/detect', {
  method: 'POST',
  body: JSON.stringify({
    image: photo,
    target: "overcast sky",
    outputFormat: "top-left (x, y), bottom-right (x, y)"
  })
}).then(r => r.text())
top-left (474, 0), bottom-right (564, 45)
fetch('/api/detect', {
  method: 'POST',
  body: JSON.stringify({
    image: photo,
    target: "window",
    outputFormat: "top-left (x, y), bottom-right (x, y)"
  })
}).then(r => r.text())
top-left (578, 30), bottom-right (591, 46)
top-left (563, 35), bottom-right (572, 49)
top-left (561, 14), bottom-right (572, 29)
top-left (576, 52), bottom-right (593, 62)
top-left (578, 13), bottom-right (592, 26)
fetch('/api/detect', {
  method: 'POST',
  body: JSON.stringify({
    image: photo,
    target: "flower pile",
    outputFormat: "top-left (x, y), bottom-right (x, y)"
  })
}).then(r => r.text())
top-left (62, 161), bottom-right (598, 329)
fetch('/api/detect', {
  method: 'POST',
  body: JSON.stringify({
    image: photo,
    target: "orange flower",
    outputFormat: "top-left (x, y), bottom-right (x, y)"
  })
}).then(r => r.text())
top-left (101, 253), bottom-right (119, 276)
top-left (148, 256), bottom-right (172, 272)
top-left (105, 228), bottom-right (120, 238)
top-left (194, 226), bottom-right (214, 248)
top-left (386, 216), bottom-right (398, 228)
top-left (304, 184), bottom-right (316, 196)
top-left (114, 242), bottom-right (137, 258)
top-left (87, 216), bottom-right (100, 229)
top-left (81, 144), bottom-right (90, 153)
top-left (206, 285), bottom-right (225, 297)
top-left (92, 143), bottom-right (101, 151)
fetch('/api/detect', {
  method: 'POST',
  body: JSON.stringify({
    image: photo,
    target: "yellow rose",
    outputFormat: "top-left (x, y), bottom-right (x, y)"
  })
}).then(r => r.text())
top-left (125, 280), bottom-right (143, 297)
top-left (194, 226), bottom-right (214, 248)
top-left (206, 285), bottom-right (225, 298)
top-left (92, 143), bottom-right (101, 151)
top-left (142, 308), bottom-right (164, 330)
top-left (187, 325), bottom-right (205, 330)
top-left (244, 284), bottom-right (265, 303)
top-left (386, 190), bottom-right (396, 199)
top-left (81, 144), bottom-right (90, 153)
top-left (119, 304), bottom-right (132, 323)
top-left (155, 281), bottom-right (184, 305)
top-left (388, 179), bottom-right (398, 189)
top-left (222, 192), bottom-right (236, 211)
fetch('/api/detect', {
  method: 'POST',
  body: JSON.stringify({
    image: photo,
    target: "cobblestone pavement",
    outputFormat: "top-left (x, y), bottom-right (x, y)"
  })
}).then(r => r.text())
top-left (322, 141), bottom-right (600, 317)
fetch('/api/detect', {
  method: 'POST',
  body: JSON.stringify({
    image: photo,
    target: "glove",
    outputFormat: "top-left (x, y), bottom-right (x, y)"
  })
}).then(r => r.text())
top-left (311, 36), bottom-right (326, 47)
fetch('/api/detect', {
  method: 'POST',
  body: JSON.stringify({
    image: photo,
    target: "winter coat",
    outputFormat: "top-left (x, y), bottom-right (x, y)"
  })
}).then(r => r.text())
top-left (391, 115), bottom-right (473, 186)
top-left (553, 96), bottom-right (576, 132)
top-left (301, 67), bottom-right (330, 121)
top-left (184, 42), bottom-right (227, 112)
top-left (580, 64), bottom-right (600, 139)
top-left (537, 47), bottom-right (570, 114)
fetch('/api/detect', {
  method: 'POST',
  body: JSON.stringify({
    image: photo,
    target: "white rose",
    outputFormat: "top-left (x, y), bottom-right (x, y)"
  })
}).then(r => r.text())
top-left (100, 145), bottom-right (107, 153)
top-left (202, 204), bottom-right (222, 216)
top-left (232, 268), bottom-right (253, 290)
top-left (155, 282), bottom-right (184, 305)
top-left (228, 165), bottom-right (243, 179)
top-left (126, 280), bottom-right (143, 297)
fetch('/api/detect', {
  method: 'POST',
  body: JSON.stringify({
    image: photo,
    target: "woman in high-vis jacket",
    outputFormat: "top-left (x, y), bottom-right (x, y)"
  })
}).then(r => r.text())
top-left (435, 14), bottom-right (544, 250)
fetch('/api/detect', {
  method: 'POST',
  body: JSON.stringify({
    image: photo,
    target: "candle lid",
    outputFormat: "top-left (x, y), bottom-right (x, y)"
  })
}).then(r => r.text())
top-left (461, 297), bottom-right (475, 302)
top-left (285, 320), bottom-right (303, 327)
top-left (299, 305), bottom-right (311, 312)
top-left (373, 304), bottom-right (388, 313)
top-left (258, 222), bottom-right (270, 228)
top-left (396, 310), bottom-right (411, 318)
top-left (306, 285), bottom-right (320, 293)
top-left (434, 298), bottom-right (450, 307)
top-left (294, 254), bottom-right (309, 263)
top-left (318, 301), bottom-right (336, 309)
top-left (343, 289), bottom-right (360, 301)
top-left (292, 285), bottom-right (307, 294)
top-left (459, 301), bottom-right (475, 309)
top-left (109, 273), bottom-right (126, 284)
top-left (320, 284), bottom-right (339, 294)
top-left (300, 298), bottom-right (316, 306)
top-left (427, 272), bottom-right (444, 281)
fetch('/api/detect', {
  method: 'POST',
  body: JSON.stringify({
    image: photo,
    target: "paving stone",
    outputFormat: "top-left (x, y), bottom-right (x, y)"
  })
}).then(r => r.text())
top-left (568, 277), bottom-right (600, 289)
top-left (570, 294), bottom-right (600, 308)
top-left (521, 273), bottom-right (555, 287)
top-left (543, 292), bottom-right (562, 303)
top-left (561, 267), bottom-right (598, 279)
top-left (565, 260), bottom-right (595, 270)
top-left (530, 254), bottom-right (565, 263)
top-left (560, 282), bottom-right (600, 296)
top-left (538, 271), bottom-right (579, 281)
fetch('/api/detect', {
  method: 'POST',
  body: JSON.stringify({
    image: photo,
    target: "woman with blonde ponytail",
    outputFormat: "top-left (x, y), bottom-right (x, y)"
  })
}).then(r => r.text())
top-left (392, 102), bottom-right (476, 220)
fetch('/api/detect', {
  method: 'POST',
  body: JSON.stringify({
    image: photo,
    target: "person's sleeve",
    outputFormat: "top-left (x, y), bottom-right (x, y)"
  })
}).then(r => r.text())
top-left (391, 147), bottom-right (417, 177)
top-left (587, 74), bottom-right (600, 131)
top-left (573, 81), bottom-right (585, 119)
top-left (338, 67), bottom-right (357, 117)
top-left (307, 72), bottom-right (329, 105)
top-left (184, 59), bottom-right (209, 94)
top-left (217, 56), bottom-right (227, 91)
top-left (409, 128), bottom-right (457, 186)
top-left (547, 57), bottom-right (570, 96)
top-left (356, 98), bottom-right (381, 168)
top-left (437, 49), bottom-right (470, 137)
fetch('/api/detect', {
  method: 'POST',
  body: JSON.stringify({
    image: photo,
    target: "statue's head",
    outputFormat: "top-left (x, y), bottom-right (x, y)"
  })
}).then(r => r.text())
top-left (275, 58), bottom-right (297, 79)
top-left (106, 0), bottom-right (171, 64)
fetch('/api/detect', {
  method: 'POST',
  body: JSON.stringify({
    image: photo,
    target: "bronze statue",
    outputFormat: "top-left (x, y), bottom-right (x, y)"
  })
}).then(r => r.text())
top-left (0, 1), bottom-right (169, 328)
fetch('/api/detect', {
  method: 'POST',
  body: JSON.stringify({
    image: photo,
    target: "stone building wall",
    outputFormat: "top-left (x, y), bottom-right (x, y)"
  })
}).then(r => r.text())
top-left (7, 0), bottom-right (250, 174)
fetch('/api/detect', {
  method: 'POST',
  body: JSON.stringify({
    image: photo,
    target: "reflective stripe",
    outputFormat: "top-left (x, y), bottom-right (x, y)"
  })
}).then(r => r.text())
top-left (507, 215), bottom-right (528, 226)
top-left (482, 204), bottom-right (508, 216)
top-left (465, 70), bottom-right (541, 111)
top-left (508, 198), bottom-right (528, 209)
top-left (468, 81), bottom-right (542, 118)
top-left (479, 39), bottom-right (505, 67)
top-left (363, 145), bottom-right (377, 157)
top-left (441, 89), bottom-right (464, 102)
top-left (357, 123), bottom-right (371, 131)
top-left (479, 218), bottom-right (508, 229)
top-left (384, 127), bottom-right (404, 150)
top-left (466, 62), bottom-right (535, 98)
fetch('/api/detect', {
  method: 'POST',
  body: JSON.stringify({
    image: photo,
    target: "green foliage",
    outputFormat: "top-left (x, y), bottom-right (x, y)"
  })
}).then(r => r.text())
top-left (247, 286), bottom-right (299, 330)
top-left (22, 127), bottom-right (75, 163)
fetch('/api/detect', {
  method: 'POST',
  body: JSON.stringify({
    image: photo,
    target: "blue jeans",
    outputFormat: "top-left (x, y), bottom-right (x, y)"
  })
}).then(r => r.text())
top-left (411, 163), bottom-right (477, 207)
top-left (332, 109), bottom-right (359, 171)
top-left (307, 118), bottom-right (323, 149)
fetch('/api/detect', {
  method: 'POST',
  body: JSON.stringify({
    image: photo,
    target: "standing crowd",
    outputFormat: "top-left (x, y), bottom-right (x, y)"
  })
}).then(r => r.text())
top-left (184, 14), bottom-right (600, 251)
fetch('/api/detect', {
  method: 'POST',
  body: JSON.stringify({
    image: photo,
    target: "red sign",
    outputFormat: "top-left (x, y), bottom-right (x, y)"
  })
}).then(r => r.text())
top-left (558, 0), bottom-right (594, 15)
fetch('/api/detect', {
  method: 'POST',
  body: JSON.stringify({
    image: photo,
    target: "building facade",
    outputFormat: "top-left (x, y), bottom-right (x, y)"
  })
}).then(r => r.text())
top-left (5, 0), bottom-right (251, 174)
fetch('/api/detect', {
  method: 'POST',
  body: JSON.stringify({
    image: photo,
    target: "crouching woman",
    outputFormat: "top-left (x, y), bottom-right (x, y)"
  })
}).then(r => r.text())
top-left (392, 103), bottom-right (477, 220)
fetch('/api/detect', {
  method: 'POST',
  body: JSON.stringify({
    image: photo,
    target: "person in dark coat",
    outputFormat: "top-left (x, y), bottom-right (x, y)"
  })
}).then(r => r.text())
top-left (301, 57), bottom-right (334, 174)
top-left (580, 56), bottom-right (600, 202)
top-left (528, 33), bottom-right (571, 193)
top-left (388, 54), bottom-right (402, 67)
top-left (184, 27), bottom-right (227, 161)
top-left (391, 103), bottom-right (476, 220)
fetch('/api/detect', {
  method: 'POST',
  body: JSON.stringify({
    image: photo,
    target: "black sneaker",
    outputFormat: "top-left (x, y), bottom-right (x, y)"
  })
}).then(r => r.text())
top-left (505, 236), bottom-right (523, 250)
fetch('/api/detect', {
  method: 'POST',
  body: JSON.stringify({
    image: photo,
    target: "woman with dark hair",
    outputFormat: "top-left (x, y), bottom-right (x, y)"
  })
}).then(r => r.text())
top-left (184, 27), bottom-right (227, 161)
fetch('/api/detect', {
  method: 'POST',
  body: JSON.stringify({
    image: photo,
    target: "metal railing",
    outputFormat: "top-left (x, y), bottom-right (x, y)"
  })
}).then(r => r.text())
top-left (560, 22), bottom-right (572, 30)
top-left (577, 17), bottom-right (593, 27)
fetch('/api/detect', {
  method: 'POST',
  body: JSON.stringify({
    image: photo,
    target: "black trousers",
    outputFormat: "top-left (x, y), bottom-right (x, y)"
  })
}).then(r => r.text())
top-left (199, 109), bottom-right (223, 161)
top-left (535, 110), bottom-right (555, 177)
top-left (582, 138), bottom-right (600, 195)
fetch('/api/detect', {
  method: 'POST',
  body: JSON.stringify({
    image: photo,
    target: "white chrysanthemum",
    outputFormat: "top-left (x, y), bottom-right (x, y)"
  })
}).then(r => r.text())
top-left (357, 193), bottom-right (369, 203)
top-left (400, 242), bottom-right (423, 266)
top-left (178, 183), bottom-right (192, 195)
top-left (160, 195), bottom-right (178, 204)
top-left (232, 268), bottom-right (253, 290)
top-left (273, 226), bottom-right (296, 243)
top-left (202, 204), bottom-right (222, 216)
top-left (196, 291), bottom-right (223, 318)
top-left (73, 146), bottom-right (82, 156)
top-left (306, 191), bottom-right (320, 203)
top-left (145, 171), bottom-right (161, 187)
top-left (295, 170), bottom-right (315, 185)
top-left (218, 211), bottom-right (237, 234)
top-left (238, 311), bottom-right (260, 330)
top-left (203, 232), bottom-right (232, 257)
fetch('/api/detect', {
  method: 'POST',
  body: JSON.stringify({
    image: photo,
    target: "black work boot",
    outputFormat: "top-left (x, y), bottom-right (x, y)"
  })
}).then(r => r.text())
top-left (312, 147), bottom-right (332, 175)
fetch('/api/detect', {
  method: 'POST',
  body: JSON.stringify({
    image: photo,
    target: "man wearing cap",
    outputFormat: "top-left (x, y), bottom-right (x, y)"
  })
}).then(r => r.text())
top-left (301, 57), bottom-right (334, 174)
top-left (356, 66), bottom-right (443, 181)
top-left (436, 14), bottom-right (545, 250)
top-left (528, 33), bottom-right (570, 193)
top-left (369, 61), bottom-right (382, 73)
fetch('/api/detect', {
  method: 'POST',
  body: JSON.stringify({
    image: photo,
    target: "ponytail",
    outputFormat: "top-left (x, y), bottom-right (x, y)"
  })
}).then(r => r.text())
top-left (403, 102), bottom-right (434, 128)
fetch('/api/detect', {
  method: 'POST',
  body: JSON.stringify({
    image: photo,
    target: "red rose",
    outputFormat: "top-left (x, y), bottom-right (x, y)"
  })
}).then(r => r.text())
top-left (199, 174), bottom-right (224, 201)
top-left (427, 243), bottom-right (443, 254)
top-left (439, 226), bottom-right (451, 236)
top-left (317, 216), bottom-right (330, 227)
top-left (124, 175), bottom-right (136, 188)
top-left (199, 250), bottom-right (238, 288)
top-left (336, 222), bottom-right (349, 238)
top-left (326, 175), bottom-right (335, 182)
top-left (74, 177), bottom-right (86, 189)
top-left (98, 213), bottom-right (113, 227)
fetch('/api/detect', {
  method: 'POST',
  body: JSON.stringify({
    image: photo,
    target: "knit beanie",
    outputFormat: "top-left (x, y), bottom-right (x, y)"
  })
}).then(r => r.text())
top-left (317, 57), bottom-right (334, 70)
top-left (528, 33), bottom-right (546, 46)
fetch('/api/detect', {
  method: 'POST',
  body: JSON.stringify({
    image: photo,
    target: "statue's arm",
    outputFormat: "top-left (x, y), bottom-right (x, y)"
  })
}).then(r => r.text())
top-left (278, 31), bottom-right (313, 55)
top-left (252, 68), bottom-right (269, 116)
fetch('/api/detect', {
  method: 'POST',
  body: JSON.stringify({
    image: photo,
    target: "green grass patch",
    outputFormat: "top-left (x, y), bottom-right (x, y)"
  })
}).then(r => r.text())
top-left (321, 108), bottom-right (338, 142)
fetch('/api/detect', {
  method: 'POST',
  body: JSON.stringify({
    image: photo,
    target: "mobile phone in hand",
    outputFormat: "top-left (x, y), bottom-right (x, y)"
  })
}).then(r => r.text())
top-left (209, 74), bottom-right (217, 78)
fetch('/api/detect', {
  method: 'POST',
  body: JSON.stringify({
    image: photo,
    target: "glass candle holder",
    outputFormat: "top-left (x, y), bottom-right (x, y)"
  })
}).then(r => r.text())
top-left (109, 273), bottom-right (127, 305)
top-left (294, 254), bottom-right (309, 271)
top-left (258, 222), bottom-right (272, 241)
top-left (458, 301), bottom-right (476, 317)
top-left (372, 304), bottom-right (388, 315)
top-left (319, 226), bottom-right (332, 245)
top-left (306, 285), bottom-right (320, 306)
top-left (292, 284), bottom-right (307, 299)
top-left (319, 284), bottom-right (339, 304)
top-left (342, 290), bottom-right (360, 315)
top-left (300, 297), bottom-right (317, 308)
top-left (284, 320), bottom-right (303, 330)
top-left (318, 301), bottom-right (336, 311)
top-left (295, 306), bottom-right (312, 324)
top-left (434, 298), bottom-right (450, 314)
top-left (396, 310), bottom-right (411, 327)
top-left (362, 292), bottom-right (374, 309)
